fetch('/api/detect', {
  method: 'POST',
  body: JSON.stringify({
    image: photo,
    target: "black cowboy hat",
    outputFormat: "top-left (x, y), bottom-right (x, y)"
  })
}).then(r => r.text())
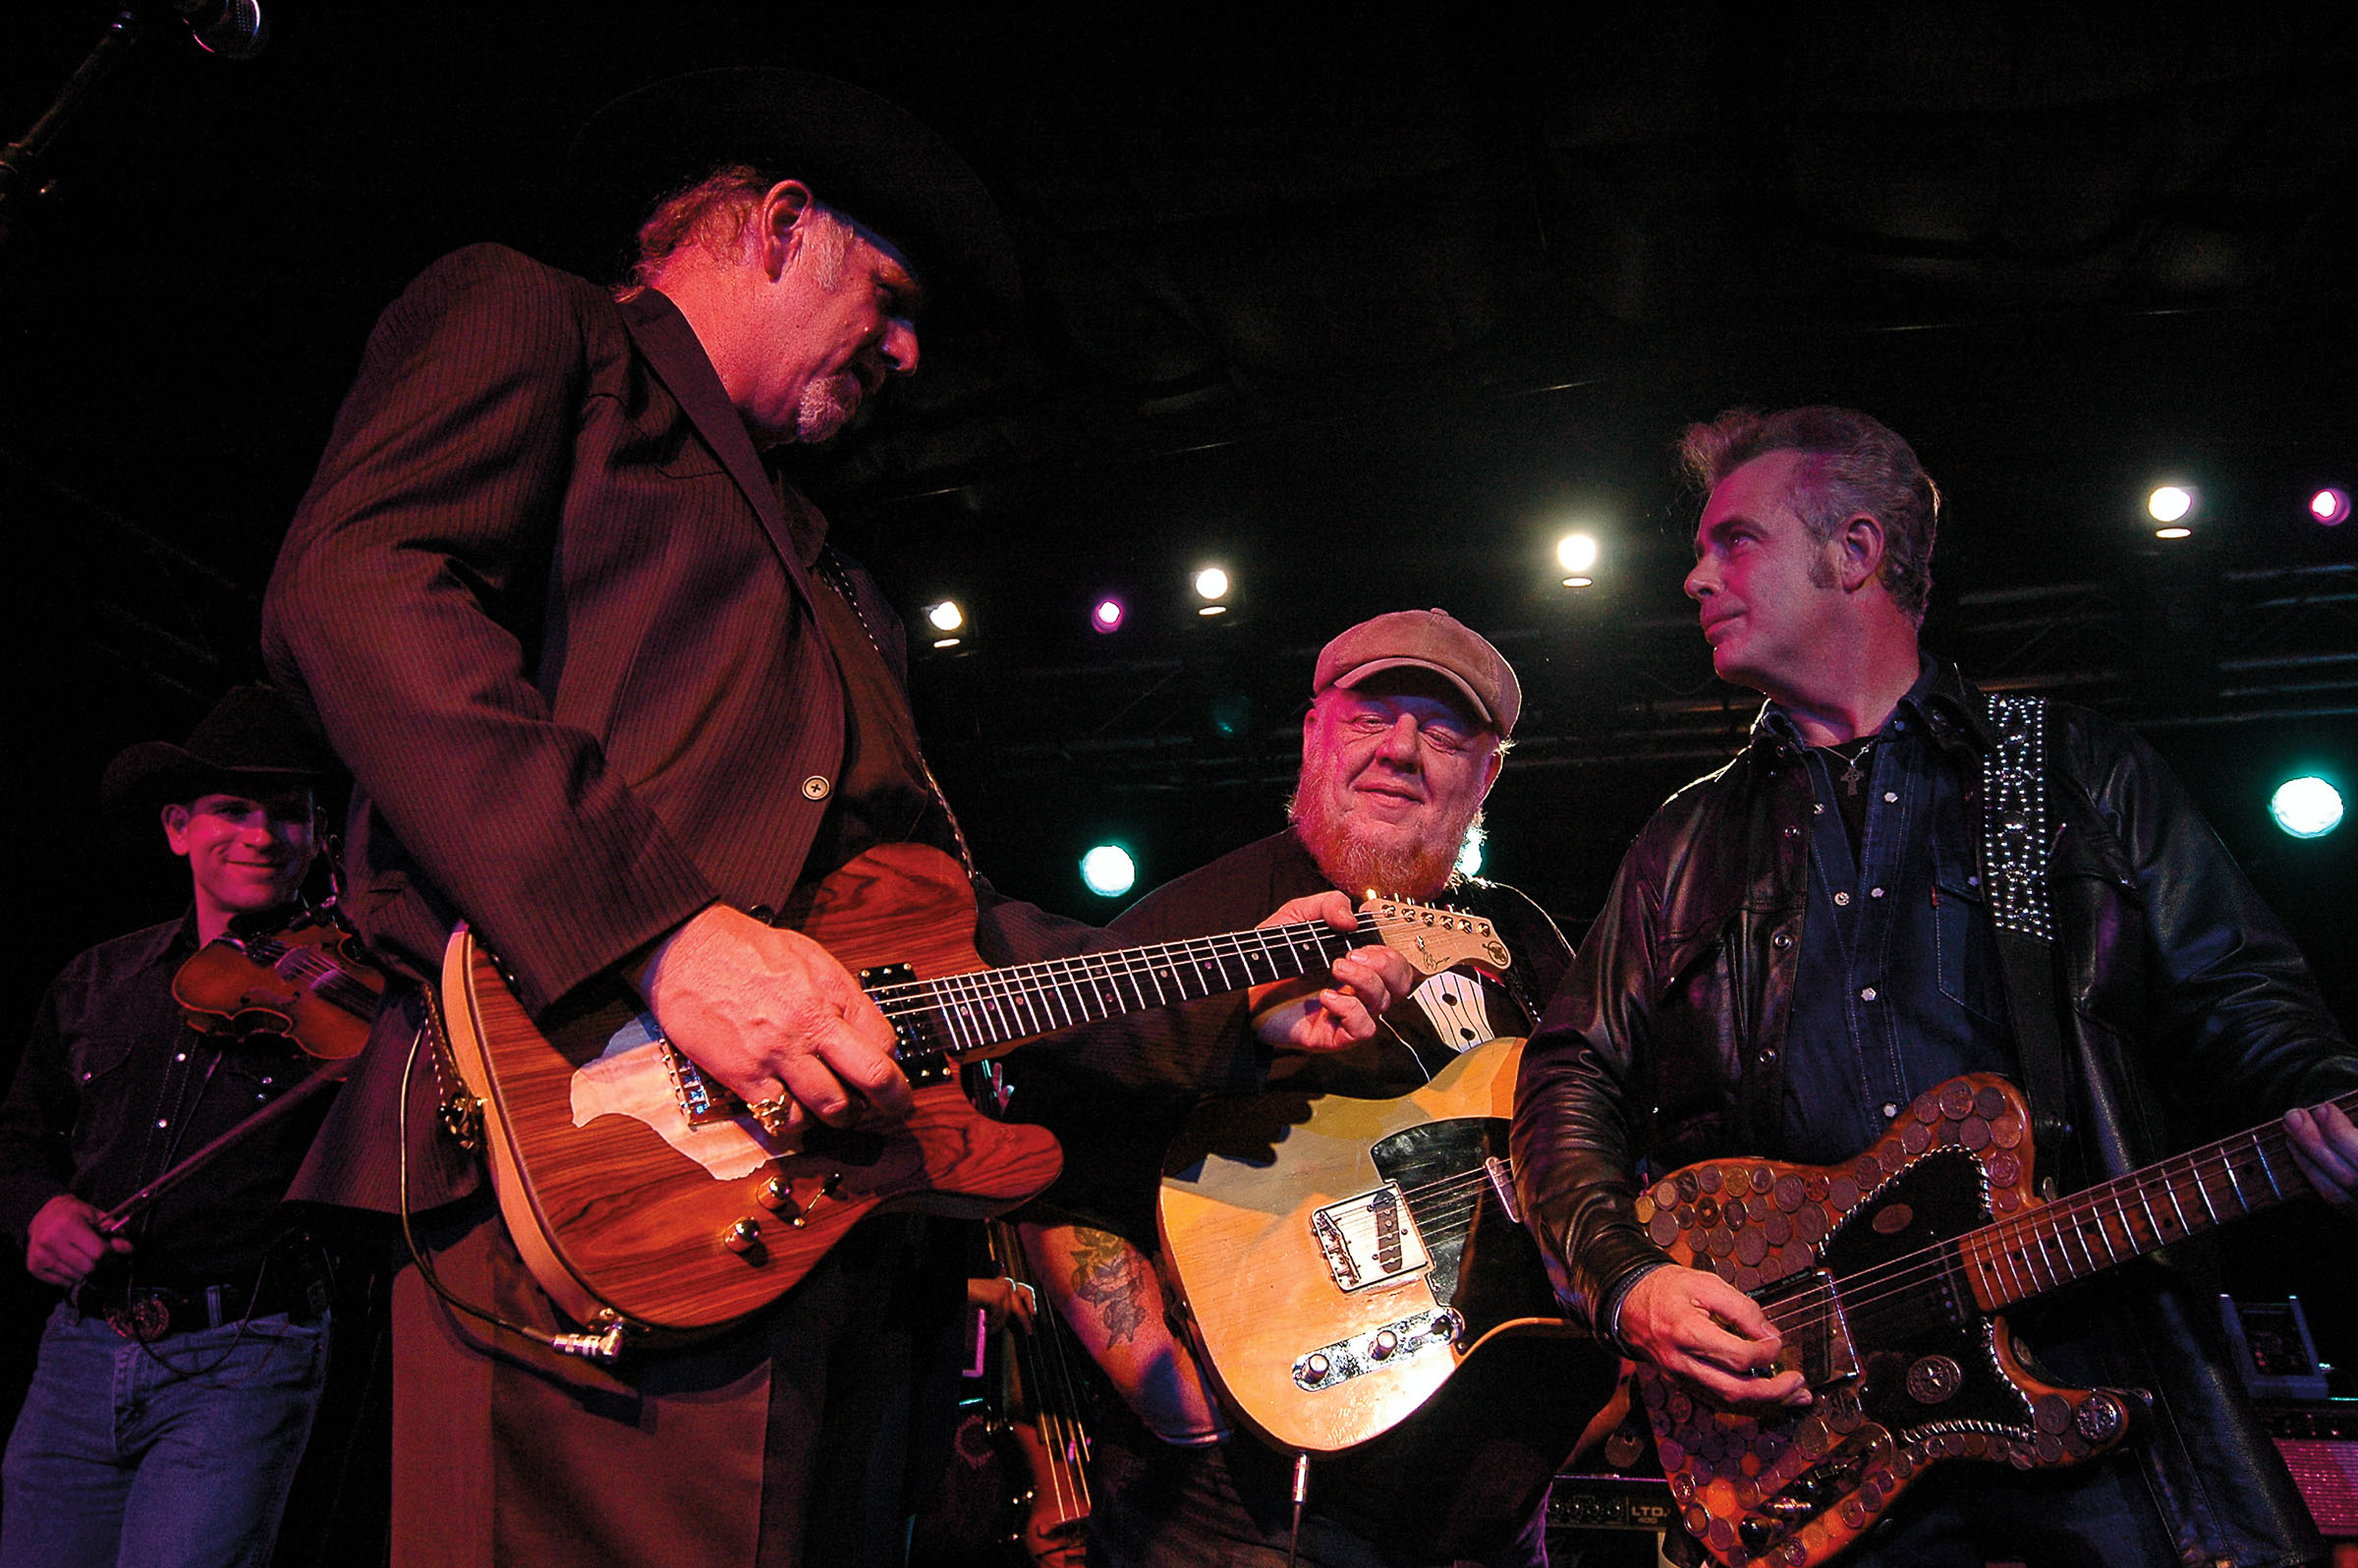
top-left (556, 68), bottom-right (1019, 324)
top-left (100, 684), bottom-right (341, 812)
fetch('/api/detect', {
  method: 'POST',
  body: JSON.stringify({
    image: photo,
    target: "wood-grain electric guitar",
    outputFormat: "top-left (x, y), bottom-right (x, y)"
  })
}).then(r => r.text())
top-left (1157, 1036), bottom-right (1621, 1559)
top-left (1631, 1072), bottom-right (2358, 1568)
top-left (439, 841), bottom-right (1509, 1344)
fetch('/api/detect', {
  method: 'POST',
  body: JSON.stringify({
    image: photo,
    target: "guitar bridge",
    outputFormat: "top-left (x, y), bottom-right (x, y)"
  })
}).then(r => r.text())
top-left (1310, 1184), bottom-right (1431, 1293)
top-left (661, 1039), bottom-right (749, 1128)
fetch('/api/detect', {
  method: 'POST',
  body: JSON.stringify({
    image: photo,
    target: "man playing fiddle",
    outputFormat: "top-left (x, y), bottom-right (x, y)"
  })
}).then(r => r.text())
top-left (0, 684), bottom-right (343, 1568)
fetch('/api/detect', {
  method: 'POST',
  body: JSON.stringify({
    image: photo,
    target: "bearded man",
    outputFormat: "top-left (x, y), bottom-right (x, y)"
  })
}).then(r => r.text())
top-left (1010, 609), bottom-right (1577, 1568)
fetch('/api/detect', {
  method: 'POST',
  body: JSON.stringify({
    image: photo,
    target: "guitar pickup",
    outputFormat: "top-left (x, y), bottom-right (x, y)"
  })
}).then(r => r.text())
top-left (1310, 1184), bottom-right (1431, 1293)
top-left (1759, 1268), bottom-right (1860, 1387)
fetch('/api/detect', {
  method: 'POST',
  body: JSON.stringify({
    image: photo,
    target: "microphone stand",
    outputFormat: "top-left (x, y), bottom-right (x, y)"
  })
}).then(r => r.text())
top-left (0, 3), bottom-right (263, 256)
top-left (0, 8), bottom-right (148, 253)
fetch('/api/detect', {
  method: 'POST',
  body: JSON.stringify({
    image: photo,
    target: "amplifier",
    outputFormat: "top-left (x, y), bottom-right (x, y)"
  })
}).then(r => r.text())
top-left (2260, 1401), bottom-right (2358, 1539)
top-left (1547, 1473), bottom-right (1674, 1533)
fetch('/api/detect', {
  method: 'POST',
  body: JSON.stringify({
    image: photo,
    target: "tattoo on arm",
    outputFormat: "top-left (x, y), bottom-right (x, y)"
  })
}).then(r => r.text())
top-left (1065, 1226), bottom-right (1151, 1346)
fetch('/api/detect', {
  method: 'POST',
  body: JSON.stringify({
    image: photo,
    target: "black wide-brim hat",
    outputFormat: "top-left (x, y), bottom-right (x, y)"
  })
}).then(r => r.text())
top-left (556, 68), bottom-right (1020, 326)
top-left (101, 684), bottom-right (342, 812)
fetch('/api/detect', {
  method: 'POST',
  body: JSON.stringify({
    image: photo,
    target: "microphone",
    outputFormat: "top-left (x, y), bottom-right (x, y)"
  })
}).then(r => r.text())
top-left (174, 0), bottom-right (267, 59)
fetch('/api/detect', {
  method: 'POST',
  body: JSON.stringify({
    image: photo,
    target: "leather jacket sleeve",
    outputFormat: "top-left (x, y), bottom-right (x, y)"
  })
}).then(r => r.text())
top-left (1511, 812), bottom-right (1681, 1330)
top-left (2052, 711), bottom-right (2358, 1149)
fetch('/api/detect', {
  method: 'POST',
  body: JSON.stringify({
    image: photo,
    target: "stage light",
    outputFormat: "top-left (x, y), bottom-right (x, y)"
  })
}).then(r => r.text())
top-left (1080, 844), bottom-right (1138, 898)
top-left (926, 600), bottom-right (964, 632)
top-left (2311, 488), bottom-right (2350, 527)
top-left (1455, 829), bottom-right (1485, 881)
top-left (2151, 487), bottom-right (2194, 536)
top-left (2271, 777), bottom-right (2344, 840)
top-left (1557, 532), bottom-right (1599, 588)
top-left (1194, 566), bottom-right (1231, 616)
top-left (1092, 597), bottom-right (1127, 634)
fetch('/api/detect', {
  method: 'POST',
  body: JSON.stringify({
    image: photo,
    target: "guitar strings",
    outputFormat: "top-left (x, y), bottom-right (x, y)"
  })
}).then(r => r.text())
top-left (852, 909), bottom-right (1485, 1057)
top-left (656, 909), bottom-right (1488, 1107)
top-left (246, 940), bottom-right (382, 1015)
top-left (1639, 1101), bottom-right (2351, 1351)
top-left (1752, 1110), bottom-right (2337, 1344)
top-left (989, 1225), bottom-right (1092, 1527)
top-left (853, 907), bottom-right (1465, 1012)
top-left (1347, 1092), bottom-right (2354, 1356)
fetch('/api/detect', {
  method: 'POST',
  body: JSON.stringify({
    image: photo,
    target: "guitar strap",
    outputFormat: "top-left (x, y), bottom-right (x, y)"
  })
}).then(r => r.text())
top-left (814, 545), bottom-right (978, 879)
top-left (1980, 691), bottom-right (2073, 1181)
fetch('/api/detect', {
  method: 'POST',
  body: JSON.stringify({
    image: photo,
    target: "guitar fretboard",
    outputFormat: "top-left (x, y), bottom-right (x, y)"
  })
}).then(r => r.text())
top-left (1961, 1088), bottom-right (2357, 1310)
top-left (869, 918), bottom-right (1370, 1058)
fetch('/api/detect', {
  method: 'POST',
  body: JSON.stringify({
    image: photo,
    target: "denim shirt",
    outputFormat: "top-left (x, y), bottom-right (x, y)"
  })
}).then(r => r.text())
top-left (1768, 660), bottom-right (2017, 1165)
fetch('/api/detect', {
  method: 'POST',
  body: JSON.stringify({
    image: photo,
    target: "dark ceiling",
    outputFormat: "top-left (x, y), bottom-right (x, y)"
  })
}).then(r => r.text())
top-left (4, 4), bottom-right (2355, 1030)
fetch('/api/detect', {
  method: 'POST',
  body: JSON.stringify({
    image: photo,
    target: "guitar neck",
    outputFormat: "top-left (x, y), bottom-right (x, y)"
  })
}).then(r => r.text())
top-left (874, 918), bottom-right (1364, 1061)
top-left (1962, 1088), bottom-right (2356, 1311)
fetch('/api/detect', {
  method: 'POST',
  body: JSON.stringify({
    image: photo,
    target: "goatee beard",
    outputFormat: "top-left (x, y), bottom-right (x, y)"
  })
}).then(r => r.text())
top-left (1287, 765), bottom-right (1475, 902)
top-left (794, 375), bottom-right (860, 443)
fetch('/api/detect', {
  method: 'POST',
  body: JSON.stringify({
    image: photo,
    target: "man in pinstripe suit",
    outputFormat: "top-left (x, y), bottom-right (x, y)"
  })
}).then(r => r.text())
top-left (263, 71), bottom-right (1405, 1568)
top-left (260, 73), bottom-right (1095, 1568)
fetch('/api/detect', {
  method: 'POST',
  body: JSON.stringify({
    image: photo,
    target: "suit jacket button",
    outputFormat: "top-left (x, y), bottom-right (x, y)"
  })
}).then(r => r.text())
top-left (802, 776), bottom-right (831, 801)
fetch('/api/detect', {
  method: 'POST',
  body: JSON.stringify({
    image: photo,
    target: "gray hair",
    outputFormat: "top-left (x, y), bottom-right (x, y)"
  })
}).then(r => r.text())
top-left (627, 164), bottom-right (856, 293)
top-left (1679, 406), bottom-right (1939, 623)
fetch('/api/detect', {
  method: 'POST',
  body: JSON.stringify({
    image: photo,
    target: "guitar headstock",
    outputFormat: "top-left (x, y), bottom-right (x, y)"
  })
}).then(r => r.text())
top-left (1359, 896), bottom-right (1512, 976)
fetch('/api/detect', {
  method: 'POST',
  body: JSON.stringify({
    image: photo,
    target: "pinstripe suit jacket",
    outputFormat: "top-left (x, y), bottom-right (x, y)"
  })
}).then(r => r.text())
top-left (263, 244), bottom-right (944, 1211)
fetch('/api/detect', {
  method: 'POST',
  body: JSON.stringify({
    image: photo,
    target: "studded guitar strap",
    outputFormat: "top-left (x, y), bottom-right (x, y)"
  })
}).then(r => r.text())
top-left (1981, 691), bottom-right (2073, 1183)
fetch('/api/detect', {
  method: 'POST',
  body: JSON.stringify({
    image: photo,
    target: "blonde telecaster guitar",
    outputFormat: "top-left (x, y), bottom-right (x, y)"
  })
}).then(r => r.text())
top-left (440, 841), bottom-right (1510, 1343)
top-left (1158, 1035), bottom-right (1620, 1559)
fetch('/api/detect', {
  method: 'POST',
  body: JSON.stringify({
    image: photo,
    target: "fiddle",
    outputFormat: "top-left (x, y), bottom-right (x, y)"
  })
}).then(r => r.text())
top-left (97, 909), bottom-right (387, 1238)
top-left (172, 908), bottom-right (385, 1062)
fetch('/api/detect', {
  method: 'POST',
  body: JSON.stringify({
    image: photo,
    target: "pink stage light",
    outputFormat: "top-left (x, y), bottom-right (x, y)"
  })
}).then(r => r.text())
top-left (1092, 597), bottom-right (1127, 633)
top-left (2310, 487), bottom-right (2350, 527)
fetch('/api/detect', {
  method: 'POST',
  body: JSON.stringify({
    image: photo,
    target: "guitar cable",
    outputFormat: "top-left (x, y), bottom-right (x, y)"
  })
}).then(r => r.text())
top-left (1288, 1450), bottom-right (1311, 1568)
top-left (396, 1010), bottom-right (629, 1365)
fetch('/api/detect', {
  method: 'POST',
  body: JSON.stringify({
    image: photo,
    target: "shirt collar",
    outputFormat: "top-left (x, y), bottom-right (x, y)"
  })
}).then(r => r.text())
top-left (1750, 653), bottom-right (1971, 756)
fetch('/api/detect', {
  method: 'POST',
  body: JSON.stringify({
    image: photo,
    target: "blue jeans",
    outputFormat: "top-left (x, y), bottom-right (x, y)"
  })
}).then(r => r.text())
top-left (0, 1302), bottom-right (330, 1568)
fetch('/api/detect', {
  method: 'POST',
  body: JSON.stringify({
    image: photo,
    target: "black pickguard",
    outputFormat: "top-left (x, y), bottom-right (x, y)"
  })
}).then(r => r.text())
top-left (1804, 1146), bottom-right (2030, 1436)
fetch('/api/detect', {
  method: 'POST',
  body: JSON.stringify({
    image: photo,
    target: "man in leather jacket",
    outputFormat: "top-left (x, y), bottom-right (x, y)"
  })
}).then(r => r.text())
top-left (1512, 406), bottom-right (2358, 1567)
